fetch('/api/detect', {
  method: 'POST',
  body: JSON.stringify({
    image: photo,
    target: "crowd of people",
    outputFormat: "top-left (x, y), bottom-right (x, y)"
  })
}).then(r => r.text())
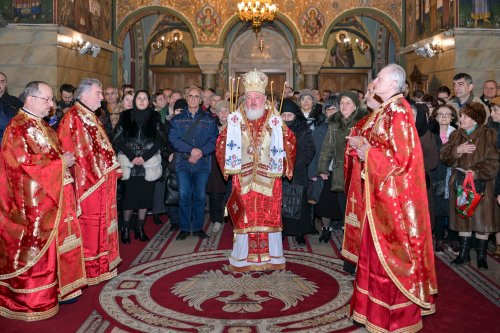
top-left (0, 66), bottom-right (499, 332)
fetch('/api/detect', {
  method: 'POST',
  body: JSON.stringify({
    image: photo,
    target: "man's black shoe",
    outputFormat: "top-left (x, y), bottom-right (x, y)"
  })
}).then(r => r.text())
top-left (176, 231), bottom-right (189, 240)
top-left (295, 234), bottom-right (306, 245)
top-left (153, 214), bottom-right (163, 225)
top-left (169, 224), bottom-right (180, 232)
top-left (195, 230), bottom-right (209, 238)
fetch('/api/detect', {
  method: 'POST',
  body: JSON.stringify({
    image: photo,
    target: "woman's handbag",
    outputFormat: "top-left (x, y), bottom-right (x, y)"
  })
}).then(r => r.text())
top-left (117, 153), bottom-right (133, 180)
top-left (282, 182), bottom-right (304, 220)
top-left (117, 152), bottom-right (163, 181)
top-left (164, 167), bottom-right (179, 205)
top-left (454, 168), bottom-right (485, 194)
top-left (455, 171), bottom-right (483, 218)
top-left (143, 152), bottom-right (162, 181)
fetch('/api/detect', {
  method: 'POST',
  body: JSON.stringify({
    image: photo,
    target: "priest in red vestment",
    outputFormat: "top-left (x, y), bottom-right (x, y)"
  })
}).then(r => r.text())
top-left (0, 81), bottom-right (87, 321)
top-left (216, 69), bottom-right (296, 272)
top-left (58, 78), bottom-right (121, 285)
top-left (344, 64), bottom-right (437, 332)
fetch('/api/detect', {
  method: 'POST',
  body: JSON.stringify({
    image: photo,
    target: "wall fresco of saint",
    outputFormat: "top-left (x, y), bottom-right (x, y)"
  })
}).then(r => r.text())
top-left (58, 0), bottom-right (113, 41)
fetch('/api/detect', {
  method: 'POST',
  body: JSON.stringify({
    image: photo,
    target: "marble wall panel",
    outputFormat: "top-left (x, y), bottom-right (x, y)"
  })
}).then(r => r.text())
top-left (0, 26), bottom-right (58, 95)
top-left (454, 33), bottom-right (500, 95)
top-left (57, 47), bottom-right (113, 88)
top-left (404, 48), bottom-right (457, 94)
top-left (0, 25), bottom-right (113, 95)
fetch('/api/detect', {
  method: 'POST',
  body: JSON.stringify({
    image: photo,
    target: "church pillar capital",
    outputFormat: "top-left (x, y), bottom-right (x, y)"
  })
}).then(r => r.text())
top-left (193, 47), bottom-right (225, 73)
top-left (296, 48), bottom-right (328, 74)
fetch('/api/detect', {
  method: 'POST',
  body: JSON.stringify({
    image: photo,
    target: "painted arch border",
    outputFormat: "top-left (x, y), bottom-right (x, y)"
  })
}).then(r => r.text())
top-left (115, 8), bottom-right (303, 50)
top-left (114, 6), bottom-right (199, 48)
top-left (322, 8), bottom-right (403, 52)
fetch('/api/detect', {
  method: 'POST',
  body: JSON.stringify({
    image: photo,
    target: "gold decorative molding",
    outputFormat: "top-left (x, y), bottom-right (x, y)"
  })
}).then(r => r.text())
top-left (116, 0), bottom-right (402, 47)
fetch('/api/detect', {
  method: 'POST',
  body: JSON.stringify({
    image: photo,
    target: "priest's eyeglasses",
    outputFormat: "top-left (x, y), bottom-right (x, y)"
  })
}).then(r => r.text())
top-left (31, 95), bottom-right (56, 104)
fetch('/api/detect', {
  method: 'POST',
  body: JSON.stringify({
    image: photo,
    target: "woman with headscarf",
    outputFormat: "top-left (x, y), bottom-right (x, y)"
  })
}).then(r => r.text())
top-left (440, 102), bottom-right (499, 270)
top-left (113, 90), bottom-right (166, 243)
top-left (281, 98), bottom-right (316, 245)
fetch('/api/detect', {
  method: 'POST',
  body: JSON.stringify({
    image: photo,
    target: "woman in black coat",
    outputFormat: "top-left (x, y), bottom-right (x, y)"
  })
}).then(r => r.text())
top-left (113, 90), bottom-right (166, 243)
top-left (487, 97), bottom-right (500, 258)
top-left (281, 99), bottom-right (316, 245)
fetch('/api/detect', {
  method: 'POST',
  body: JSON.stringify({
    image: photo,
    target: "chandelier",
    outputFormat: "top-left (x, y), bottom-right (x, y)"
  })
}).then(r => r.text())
top-left (237, 0), bottom-right (277, 33)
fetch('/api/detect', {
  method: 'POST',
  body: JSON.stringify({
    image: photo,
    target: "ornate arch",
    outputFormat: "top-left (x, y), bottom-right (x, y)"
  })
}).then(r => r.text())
top-left (322, 8), bottom-right (402, 51)
top-left (114, 6), bottom-right (198, 48)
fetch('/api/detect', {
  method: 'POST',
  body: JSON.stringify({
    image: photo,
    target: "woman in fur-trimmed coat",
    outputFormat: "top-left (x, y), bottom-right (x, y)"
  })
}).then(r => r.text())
top-left (440, 102), bottom-right (499, 270)
top-left (113, 90), bottom-right (166, 243)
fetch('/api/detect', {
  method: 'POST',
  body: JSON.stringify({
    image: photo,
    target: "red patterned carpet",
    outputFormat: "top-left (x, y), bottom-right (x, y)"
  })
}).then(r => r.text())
top-left (2, 217), bottom-right (499, 333)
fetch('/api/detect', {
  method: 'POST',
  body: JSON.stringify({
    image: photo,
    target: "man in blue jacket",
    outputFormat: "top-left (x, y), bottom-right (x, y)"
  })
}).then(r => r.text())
top-left (0, 72), bottom-right (22, 142)
top-left (169, 86), bottom-right (218, 239)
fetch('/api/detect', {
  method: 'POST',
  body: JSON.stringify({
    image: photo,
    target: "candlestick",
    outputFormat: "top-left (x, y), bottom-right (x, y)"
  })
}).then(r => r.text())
top-left (235, 76), bottom-right (240, 110)
top-left (229, 76), bottom-right (233, 112)
top-left (279, 81), bottom-right (287, 113)
top-left (232, 78), bottom-right (235, 112)
top-left (270, 81), bottom-right (274, 111)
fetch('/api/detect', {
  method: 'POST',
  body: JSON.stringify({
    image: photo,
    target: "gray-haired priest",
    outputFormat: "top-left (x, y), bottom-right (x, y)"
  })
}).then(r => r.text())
top-left (215, 69), bottom-right (296, 272)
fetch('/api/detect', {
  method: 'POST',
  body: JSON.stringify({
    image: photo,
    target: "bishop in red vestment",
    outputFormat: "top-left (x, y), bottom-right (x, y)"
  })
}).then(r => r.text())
top-left (216, 70), bottom-right (295, 272)
top-left (58, 79), bottom-right (121, 285)
top-left (0, 81), bottom-right (86, 321)
top-left (344, 64), bottom-right (437, 333)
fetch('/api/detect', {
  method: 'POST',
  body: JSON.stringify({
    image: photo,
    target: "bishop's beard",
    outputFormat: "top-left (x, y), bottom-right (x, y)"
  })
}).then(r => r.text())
top-left (245, 106), bottom-right (265, 120)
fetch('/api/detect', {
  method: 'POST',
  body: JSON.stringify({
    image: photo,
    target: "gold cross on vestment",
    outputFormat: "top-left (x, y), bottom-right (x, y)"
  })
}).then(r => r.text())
top-left (350, 195), bottom-right (357, 212)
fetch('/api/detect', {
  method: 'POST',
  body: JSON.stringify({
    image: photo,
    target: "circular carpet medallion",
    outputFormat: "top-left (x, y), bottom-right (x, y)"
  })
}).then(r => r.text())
top-left (99, 250), bottom-right (355, 332)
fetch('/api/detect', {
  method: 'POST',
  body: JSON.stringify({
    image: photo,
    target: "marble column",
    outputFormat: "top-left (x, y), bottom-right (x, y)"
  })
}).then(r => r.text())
top-left (202, 73), bottom-right (217, 90)
top-left (193, 47), bottom-right (225, 90)
top-left (296, 48), bottom-right (328, 90)
top-left (304, 74), bottom-right (318, 90)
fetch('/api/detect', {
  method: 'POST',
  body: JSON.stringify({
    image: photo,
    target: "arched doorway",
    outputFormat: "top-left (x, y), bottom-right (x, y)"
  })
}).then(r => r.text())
top-left (114, 7), bottom-right (200, 90)
top-left (228, 28), bottom-right (293, 93)
top-left (319, 10), bottom-right (402, 92)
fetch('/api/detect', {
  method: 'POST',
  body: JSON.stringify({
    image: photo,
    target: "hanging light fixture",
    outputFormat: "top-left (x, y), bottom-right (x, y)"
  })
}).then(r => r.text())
top-left (151, 33), bottom-right (164, 53)
top-left (238, 0), bottom-right (277, 34)
top-left (150, 13), bottom-right (164, 53)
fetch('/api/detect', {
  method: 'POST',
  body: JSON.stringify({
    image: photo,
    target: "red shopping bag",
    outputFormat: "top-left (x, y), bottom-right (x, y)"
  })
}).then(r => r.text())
top-left (455, 172), bottom-right (483, 218)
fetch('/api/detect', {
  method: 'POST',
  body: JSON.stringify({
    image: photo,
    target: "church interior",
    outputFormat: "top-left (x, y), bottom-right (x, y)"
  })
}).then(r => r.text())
top-left (0, 1), bottom-right (498, 97)
top-left (1, 1), bottom-right (499, 333)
